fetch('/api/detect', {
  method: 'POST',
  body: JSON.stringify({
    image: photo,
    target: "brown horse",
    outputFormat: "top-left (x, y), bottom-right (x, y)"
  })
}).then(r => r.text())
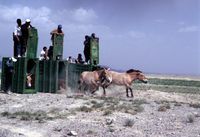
top-left (78, 68), bottom-right (112, 94)
top-left (102, 69), bottom-right (148, 97)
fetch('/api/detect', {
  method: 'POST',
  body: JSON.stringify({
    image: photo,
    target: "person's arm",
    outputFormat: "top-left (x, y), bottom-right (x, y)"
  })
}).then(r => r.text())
top-left (14, 27), bottom-right (20, 42)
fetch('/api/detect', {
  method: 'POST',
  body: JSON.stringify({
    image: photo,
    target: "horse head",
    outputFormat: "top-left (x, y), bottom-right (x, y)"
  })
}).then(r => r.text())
top-left (126, 69), bottom-right (148, 83)
top-left (97, 68), bottom-right (112, 86)
top-left (135, 72), bottom-right (148, 83)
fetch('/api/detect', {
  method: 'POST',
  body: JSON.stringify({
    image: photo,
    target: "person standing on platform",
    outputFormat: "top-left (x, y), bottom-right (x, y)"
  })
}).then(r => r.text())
top-left (83, 35), bottom-right (90, 64)
top-left (21, 19), bottom-right (32, 57)
top-left (13, 18), bottom-right (22, 57)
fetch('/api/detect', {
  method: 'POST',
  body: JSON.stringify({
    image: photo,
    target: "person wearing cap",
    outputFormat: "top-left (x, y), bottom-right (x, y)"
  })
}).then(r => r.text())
top-left (50, 24), bottom-right (64, 45)
top-left (13, 18), bottom-right (22, 57)
top-left (21, 19), bottom-right (32, 57)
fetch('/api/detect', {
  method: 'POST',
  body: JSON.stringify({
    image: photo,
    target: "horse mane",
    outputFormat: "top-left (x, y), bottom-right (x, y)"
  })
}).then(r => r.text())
top-left (126, 69), bottom-right (142, 73)
top-left (92, 66), bottom-right (104, 71)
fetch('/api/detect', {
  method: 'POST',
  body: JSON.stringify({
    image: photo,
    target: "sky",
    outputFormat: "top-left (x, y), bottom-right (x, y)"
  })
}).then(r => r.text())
top-left (0, 0), bottom-right (199, 75)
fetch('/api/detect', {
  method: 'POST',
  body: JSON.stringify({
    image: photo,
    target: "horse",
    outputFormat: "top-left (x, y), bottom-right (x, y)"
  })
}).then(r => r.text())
top-left (26, 73), bottom-right (32, 87)
top-left (102, 69), bottom-right (148, 97)
top-left (78, 68), bottom-right (112, 94)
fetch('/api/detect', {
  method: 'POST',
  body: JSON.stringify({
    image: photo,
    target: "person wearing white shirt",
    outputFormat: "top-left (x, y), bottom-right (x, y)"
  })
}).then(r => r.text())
top-left (39, 46), bottom-right (49, 60)
top-left (13, 19), bottom-right (22, 57)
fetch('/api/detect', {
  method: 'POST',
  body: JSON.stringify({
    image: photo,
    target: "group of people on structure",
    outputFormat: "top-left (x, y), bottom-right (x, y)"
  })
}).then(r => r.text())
top-left (13, 18), bottom-right (64, 60)
top-left (13, 18), bottom-right (32, 57)
top-left (65, 33), bottom-right (98, 65)
top-left (4, 17), bottom-right (99, 94)
top-left (39, 25), bottom-right (64, 61)
top-left (83, 33), bottom-right (98, 64)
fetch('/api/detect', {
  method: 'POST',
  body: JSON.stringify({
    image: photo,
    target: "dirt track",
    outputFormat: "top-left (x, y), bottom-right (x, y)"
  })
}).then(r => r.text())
top-left (0, 86), bottom-right (200, 137)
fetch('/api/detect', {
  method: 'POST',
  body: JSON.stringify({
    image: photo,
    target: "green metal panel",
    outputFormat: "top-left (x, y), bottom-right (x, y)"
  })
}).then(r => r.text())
top-left (68, 63), bottom-right (92, 90)
top-left (12, 58), bottom-right (39, 94)
top-left (50, 60), bottom-right (59, 92)
top-left (58, 61), bottom-right (68, 90)
top-left (52, 34), bottom-right (64, 60)
top-left (90, 38), bottom-right (99, 65)
top-left (39, 60), bottom-right (51, 92)
top-left (26, 27), bottom-right (38, 58)
top-left (39, 60), bottom-right (59, 93)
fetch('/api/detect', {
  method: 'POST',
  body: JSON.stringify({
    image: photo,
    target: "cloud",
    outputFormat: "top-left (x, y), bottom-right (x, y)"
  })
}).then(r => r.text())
top-left (0, 5), bottom-right (51, 22)
top-left (177, 21), bottom-right (185, 25)
top-left (0, 4), bottom-right (99, 32)
top-left (154, 19), bottom-right (165, 23)
top-left (178, 25), bottom-right (199, 32)
top-left (0, 4), bottom-right (55, 30)
top-left (129, 31), bottom-right (146, 39)
top-left (71, 8), bottom-right (98, 23)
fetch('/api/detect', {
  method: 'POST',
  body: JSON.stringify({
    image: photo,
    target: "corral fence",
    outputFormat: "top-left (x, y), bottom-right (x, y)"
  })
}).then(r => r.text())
top-left (1, 57), bottom-right (93, 93)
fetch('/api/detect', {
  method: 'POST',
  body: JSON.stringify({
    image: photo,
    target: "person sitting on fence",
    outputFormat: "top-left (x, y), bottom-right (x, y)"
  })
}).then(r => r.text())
top-left (75, 53), bottom-right (84, 64)
top-left (67, 56), bottom-right (73, 63)
top-left (50, 24), bottom-right (64, 45)
top-left (39, 46), bottom-right (49, 60)
top-left (91, 33), bottom-right (99, 42)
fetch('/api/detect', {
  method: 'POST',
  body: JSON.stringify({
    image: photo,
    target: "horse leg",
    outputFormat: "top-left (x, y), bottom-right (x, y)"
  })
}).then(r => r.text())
top-left (78, 80), bottom-right (83, 93)
top-left (103, 86), bottom-right (106, 96)
top-left (91, 85), bottom-right (98, 94)
top-left (130, 88), bottom-right (133, 98)
top-left (126, 87), bottom-right (129, 97)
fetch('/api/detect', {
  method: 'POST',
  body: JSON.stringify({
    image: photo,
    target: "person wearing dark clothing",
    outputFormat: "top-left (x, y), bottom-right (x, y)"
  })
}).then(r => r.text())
top-left (13, 18), bottom-right (22, 57)
top-left (76, 53), bottom-right (84, 64)
top-left (48, 46), bottom-right (53, 60)
top-left (91, 33), bottom-right (99, 41)
top-left (83, 35), bottom-right (90, 63)
top-left (21, 19), bottom-right (32, 57)
top-left (4, 57), bottom-right (17, 93)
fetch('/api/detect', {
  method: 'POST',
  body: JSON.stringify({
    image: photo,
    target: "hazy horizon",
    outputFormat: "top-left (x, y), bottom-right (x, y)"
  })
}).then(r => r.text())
top-left (0, 0), bottom-right (199, 76)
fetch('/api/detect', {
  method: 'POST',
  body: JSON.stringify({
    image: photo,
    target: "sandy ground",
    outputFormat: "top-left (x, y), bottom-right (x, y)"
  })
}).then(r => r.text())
top-left (0, 86), bottom-right (200, 137)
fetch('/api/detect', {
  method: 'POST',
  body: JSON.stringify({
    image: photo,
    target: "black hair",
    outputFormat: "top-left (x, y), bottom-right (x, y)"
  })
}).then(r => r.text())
top-left (43, 46), bottom-right (47, 50)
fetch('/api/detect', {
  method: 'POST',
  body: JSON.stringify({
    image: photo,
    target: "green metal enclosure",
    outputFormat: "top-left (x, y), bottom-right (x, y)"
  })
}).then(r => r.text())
top-left (1, 57), bottom-right (39, 94)
top-left (52, 34), bottom-right (64, 60)
top-left (38, 60), bottom-right (93, 93)
top-left (13, 57), bottom-right (39, 94)
top-left (39, 60), bottom-right (58, 93)
top-left (90, 38), bottom-right (99, 65)
top-left (67, 63), bottom-right (93, 90)
top-left (26, 27), bottom-right (38, 58)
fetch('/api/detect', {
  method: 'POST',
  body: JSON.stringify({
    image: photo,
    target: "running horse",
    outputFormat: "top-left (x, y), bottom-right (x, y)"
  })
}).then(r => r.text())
top-left (78, 68), bottom-right (112, 94)
top-left (102, 69), bottom-right (148, 97)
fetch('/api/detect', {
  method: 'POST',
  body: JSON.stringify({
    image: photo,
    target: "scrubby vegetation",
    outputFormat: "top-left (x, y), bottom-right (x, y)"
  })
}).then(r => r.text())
top-left (133, 77), bottom-right (200, 94)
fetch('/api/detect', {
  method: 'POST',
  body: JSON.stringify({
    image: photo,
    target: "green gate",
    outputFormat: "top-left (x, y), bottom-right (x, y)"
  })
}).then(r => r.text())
top-left (52, 34), bottom-right (64, 60)
top-left (90, 38), bottom-right (99, 65)
top-left (1, 57), bottom-right (39, 94)
top-left (13, 58), bottom-right (39, 94)
top-left (26, 27), bottom-right (38, 58)
top-left (68, 63), bottom-right (93, 90)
